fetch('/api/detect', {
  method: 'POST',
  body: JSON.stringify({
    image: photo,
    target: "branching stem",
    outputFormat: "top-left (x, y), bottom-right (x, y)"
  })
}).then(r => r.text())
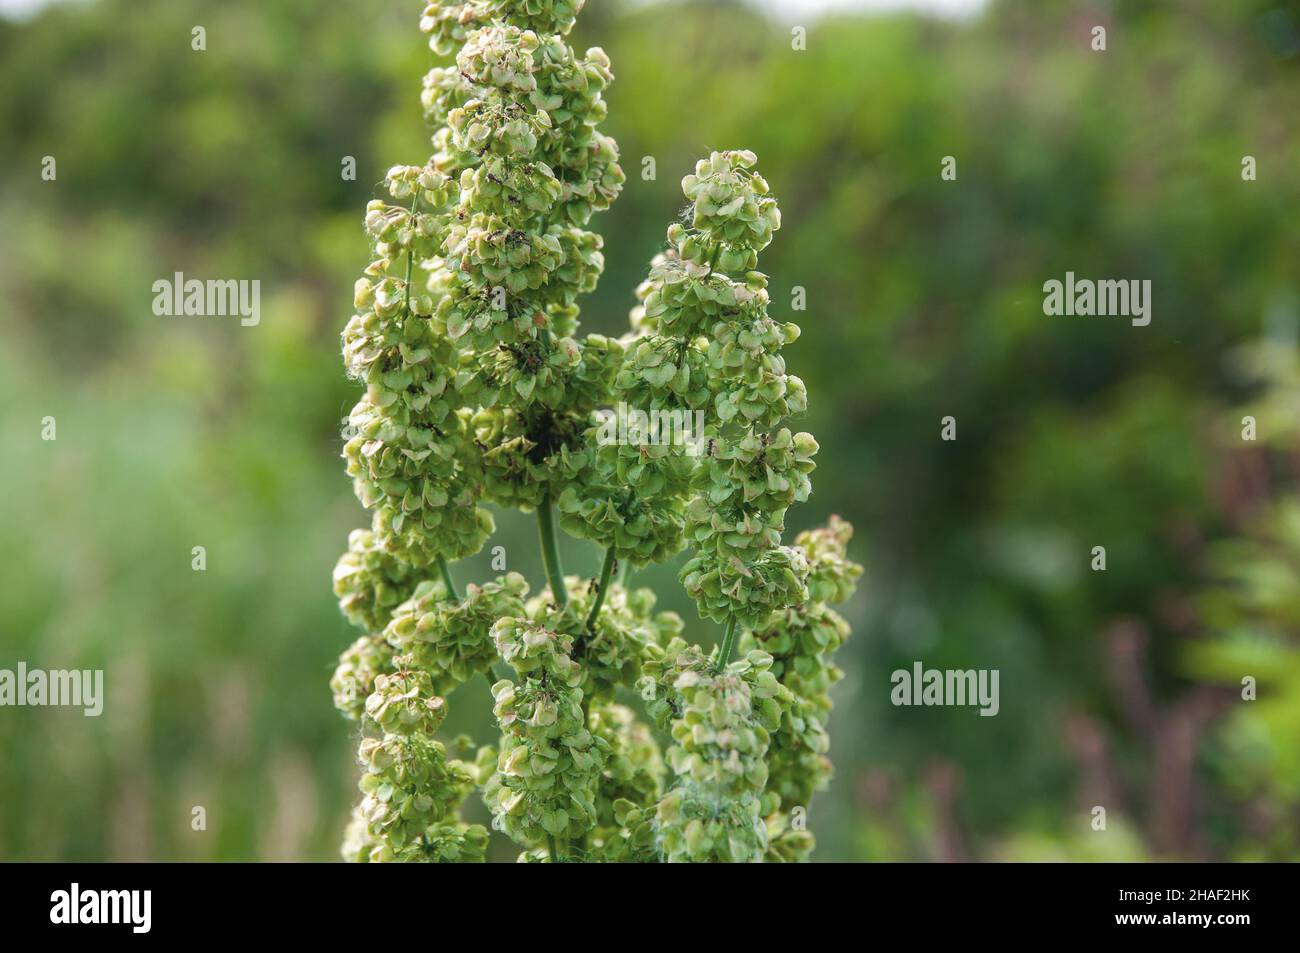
top-left (585, 547), bottom-right (617, 632)
top-left (436, 555), bottom-right (460, 602)
top-left (714, 616), bottom-right (739, 674)
top-left (537, 487), bottom-right (568, 608)
top-left (402, 193), bottom-right (420, 314)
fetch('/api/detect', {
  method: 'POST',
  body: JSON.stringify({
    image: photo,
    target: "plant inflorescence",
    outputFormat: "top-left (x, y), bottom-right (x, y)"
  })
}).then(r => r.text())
top-left (331, 0), bottom-right (862, 863)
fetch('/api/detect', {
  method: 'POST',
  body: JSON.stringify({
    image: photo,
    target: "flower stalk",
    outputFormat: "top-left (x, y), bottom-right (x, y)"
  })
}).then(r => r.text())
top-left (328, 0), bottom-right (860, 865)
top-left (537, 488), bottom-right (568, 609)
top-left (713, 616), bottom-right (738, 674)
top-left (584, 546), bottom-right (617, 632)
top-left (436, 555), bottom-right (460, 603)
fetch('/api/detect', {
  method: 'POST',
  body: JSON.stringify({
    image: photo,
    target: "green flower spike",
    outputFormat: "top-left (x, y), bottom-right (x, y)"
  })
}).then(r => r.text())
top-left (350, 668), bottom-right (488, 863)
top-left (332, 3), bottom-right (856, 864)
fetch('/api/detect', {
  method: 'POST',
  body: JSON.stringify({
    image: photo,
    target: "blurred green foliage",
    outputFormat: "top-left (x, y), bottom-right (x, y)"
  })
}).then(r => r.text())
top-left (0, 0), bottom-right (1297, 861)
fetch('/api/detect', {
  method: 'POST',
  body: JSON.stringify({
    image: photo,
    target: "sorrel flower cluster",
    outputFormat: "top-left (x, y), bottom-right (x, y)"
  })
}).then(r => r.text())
top-left (331, 0), bottom-right (861, 863)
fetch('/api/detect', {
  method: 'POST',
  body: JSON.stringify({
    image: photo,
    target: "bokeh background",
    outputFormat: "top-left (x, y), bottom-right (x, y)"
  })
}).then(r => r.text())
top-left (2, 0), bottom-right (1298, 862)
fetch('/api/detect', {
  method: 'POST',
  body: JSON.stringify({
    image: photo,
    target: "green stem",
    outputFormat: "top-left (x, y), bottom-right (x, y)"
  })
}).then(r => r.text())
top-left (402, 193), bottom-right (420, 314)
top-left (537, 487), bottom-right (568, 608)
top-left (547, 834), bottom-right (562, 864)
top-left (713, 616), bottom-right (739, 674)
top-left (585, 547), bottom-right (617, 632)
top-left (436, 555), bottom-right (460, 602)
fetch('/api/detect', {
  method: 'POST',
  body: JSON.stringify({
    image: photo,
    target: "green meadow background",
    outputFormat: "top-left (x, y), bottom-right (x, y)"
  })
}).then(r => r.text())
top-left (1, 0), bottom-right (1298, 861)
